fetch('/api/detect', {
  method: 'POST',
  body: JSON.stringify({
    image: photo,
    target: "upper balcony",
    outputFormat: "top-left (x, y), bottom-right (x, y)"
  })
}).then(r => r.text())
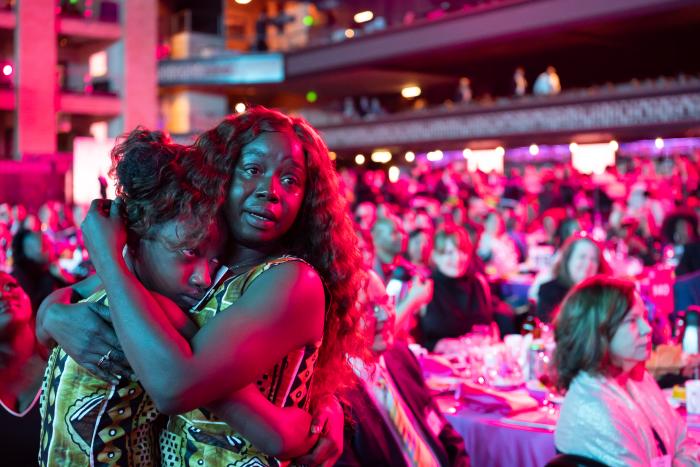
top-left (310, 77), bottom-right (700, 152)
top-left (286, 0), bottom-right (699, 78)
top-left (57, 3), bottom-right (121, 52)
top-left (59, 91), bottom-right (121, 117)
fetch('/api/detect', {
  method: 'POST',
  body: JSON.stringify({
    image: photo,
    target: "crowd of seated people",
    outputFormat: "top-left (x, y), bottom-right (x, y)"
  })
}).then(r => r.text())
top-left (341, 151), bottom-right (700, 344)
top-left (0, 201), bottom-right (89, 312)
top-left (0, 139), bottom-right (699, 465)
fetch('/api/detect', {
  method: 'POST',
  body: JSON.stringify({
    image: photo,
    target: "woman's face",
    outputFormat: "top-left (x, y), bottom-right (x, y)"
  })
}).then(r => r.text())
top-left (0, 272), bottom-right (32, 323)
top-left (485, 213), bottom-right (500, 234)
top-left (0, 273), bottom-right (33, 370)
top-left (567, 240), bottom-right (600, 285)
top-left (432, 237), bottom-right (469, 278)
top-left (674, 219), bottom-right (694, 245)
top-left (225, 131), bottom-right (306, 248)
top-left (408, 231), bottom-right (432, 266)
top-left (610, 294), bottom-right (652, 371)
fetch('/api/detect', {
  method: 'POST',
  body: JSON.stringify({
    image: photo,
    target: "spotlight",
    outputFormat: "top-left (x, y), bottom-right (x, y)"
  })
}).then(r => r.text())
top-left (529, 144), bottom-right (539, 156)
top-left (371, 150), bottom-right (392, 164)
top-left (609, 140), bottom-right (618, 151)
top-left (234, 102), bottom-right (246, 113)
top-left (354, 11), bottom-right (374, 23)
top-left (462, 148), bottom-right (472, 159)
top-left (355, 154), bottom-right (365, 165)
top-left (495, 146), bottom-right (505, 157)
top-left (405, 151), bottom-right (415, 162)
top-left (401, 86), bottom-right (421, 99)
top-left (2, 65), bottom-right (12, 76)
top-left (426, 150), bottom-right (443, 162)
top-left (388, 166), bottom-right (400, 183)
top-left (655, 137), bottom-right (664, 150)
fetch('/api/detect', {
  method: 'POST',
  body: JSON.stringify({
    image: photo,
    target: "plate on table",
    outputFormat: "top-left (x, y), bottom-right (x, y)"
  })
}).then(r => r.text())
top-left (425, 375), bottom-right (465, 394)
top-left (526, 380), bottom-right (564, 405)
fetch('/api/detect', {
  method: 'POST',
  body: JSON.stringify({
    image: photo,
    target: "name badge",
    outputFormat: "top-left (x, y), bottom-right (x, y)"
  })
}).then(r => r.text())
top-left (650, 455), bottom-right (671, 467)
top-left (426, 409), bottom-right (444, 437)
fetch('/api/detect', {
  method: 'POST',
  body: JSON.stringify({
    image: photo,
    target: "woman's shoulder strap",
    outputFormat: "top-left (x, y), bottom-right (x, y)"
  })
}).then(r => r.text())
top-left (240, 255), bottom-right (318, 294)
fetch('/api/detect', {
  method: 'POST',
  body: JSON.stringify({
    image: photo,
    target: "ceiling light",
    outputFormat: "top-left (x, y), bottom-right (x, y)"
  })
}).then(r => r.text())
top-left (388, 166), bottom-right (400, 183)
top-left (401, 86), bottom-right (421, 99)
top-left (371, 150), bottom-right (392, 164)
top-left (354, 11), bottom-right (374, 23)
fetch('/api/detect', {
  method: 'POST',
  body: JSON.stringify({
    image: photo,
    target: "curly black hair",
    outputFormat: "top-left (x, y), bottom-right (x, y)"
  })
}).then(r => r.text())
top-left (111, 127), bottom-right (227, 246)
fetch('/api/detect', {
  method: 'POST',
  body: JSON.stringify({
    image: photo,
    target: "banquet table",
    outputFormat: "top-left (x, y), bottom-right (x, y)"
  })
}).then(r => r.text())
top-left (439, 396), bottom-right (556, 467)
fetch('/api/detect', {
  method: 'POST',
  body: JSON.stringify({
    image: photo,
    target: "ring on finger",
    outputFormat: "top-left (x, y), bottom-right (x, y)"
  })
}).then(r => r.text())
top-left (97, 349), bottom-right (113, 369)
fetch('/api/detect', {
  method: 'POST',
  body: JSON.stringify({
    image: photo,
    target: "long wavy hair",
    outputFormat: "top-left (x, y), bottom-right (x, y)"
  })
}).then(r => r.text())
top-left (552, 276), bottom-right (636, 390)
top-left (110, 127), bottom-right (227, 247)
top-left (195, 107), bottom-right (367, 401)
top-left (551, 233), bottom-right (611, 288)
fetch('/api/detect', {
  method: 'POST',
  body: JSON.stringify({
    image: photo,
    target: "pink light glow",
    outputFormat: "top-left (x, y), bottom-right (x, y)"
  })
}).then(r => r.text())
top-left (2, 65), bottom-right (12, 76)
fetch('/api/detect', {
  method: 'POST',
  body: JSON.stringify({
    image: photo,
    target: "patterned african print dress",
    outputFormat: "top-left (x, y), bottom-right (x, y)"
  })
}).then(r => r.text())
top-left (159, 256), bottom-right (322, 467)
top-left (39, 290), bottom-right (165, 466)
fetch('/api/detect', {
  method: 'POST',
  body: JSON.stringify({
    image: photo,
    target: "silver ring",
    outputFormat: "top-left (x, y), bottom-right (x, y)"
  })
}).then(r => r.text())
top-left (97, 349), bottom-right (113, 369)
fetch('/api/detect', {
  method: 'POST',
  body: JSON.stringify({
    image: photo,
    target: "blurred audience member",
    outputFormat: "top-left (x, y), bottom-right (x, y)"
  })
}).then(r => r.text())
top-left (371, 215), bottom-right (433, 336)
top-left (11, 229), bottom-right (71, 312)
top-left (662, 209), bottom-right (700, 276)
top-left (537, 234), bottom-right (611, 322)
top-left (455, 77), bottom-right (472, 103)
top-left (477, 210), bottom-right (519, 277)
top-left (418, 225), bottom-right (493, 351)
top-left (355, 201), bottom-right (378, 231)
top-left (513, 66), bottom-right (527, 96)
top-left (407, 228), bottom-right (434, 278)
top-left (0, 272), bottom-right (45, 465)
top-left (533, 66), bottom-right (561, 96)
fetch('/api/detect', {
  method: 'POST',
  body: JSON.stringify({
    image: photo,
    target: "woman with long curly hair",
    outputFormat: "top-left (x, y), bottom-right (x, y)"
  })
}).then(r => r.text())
top-left (536, 232), bottom-right (611, 323)
top-left (76, 106), bottom-right (365, 465)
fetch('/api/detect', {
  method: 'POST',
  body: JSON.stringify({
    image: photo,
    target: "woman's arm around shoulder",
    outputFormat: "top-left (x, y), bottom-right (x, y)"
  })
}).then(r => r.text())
top-left (107, 259), bottom-right (325, 414)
